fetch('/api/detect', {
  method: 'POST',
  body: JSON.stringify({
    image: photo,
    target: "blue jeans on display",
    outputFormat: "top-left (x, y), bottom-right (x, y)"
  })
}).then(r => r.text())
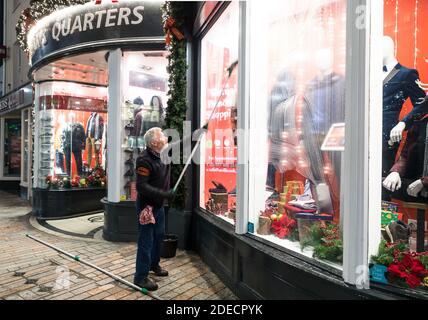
top-left (134, 203), bottom-right (165, 283)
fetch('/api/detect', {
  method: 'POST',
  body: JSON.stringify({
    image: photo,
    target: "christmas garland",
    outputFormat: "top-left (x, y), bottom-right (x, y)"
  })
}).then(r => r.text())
top-left (161, 2), bottom-right (188, 210)
top-left (16, 0), bottom-right (89, 52)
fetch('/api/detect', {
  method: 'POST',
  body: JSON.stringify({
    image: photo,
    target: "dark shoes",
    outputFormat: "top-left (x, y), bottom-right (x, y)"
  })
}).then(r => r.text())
top-left (150, 265), bottom-right (169, 277)
top-left (134, 277), bottom-right (158, 291)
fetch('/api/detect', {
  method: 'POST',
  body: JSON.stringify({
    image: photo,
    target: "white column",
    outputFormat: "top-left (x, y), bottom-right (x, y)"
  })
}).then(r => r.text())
top-left (33, 84), bottom-right (40, 188)
top-left (107, 49), bottom-right (123, 203)
top-left (342, 0), bottom-right (383, 289)
top-left (236, 1), bottom-right (249, 235)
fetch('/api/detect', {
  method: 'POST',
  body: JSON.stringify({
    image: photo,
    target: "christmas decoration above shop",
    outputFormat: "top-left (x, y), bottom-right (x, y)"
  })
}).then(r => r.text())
top-left (16, 0), bottom-right (89, 52)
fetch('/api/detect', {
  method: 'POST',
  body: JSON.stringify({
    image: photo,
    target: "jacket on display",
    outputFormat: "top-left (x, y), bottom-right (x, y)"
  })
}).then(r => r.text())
top-left (383, 63), bottom-right (428, 142)
top-left (390, 118), bottom-right (428, 196)
top-left (86, 113), bottom-right (104, 140)
top-left (305, 72), bottom-right (346, 135)
top-left (61, 123), bottom-right (86, 152)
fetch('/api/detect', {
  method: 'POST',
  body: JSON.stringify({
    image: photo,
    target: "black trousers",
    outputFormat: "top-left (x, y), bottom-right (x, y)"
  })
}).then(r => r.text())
top-left (64, 148), bottom-right (83, 177)
top-left (55, 151), bottom-right (65, 173)
top-left (382, 141), bottom-right (399, 178)
top-left (382, 178), bottom-right (428, 204)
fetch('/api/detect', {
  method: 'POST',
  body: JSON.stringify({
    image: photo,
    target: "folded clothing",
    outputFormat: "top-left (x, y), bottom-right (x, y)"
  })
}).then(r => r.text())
top-left (288, 199), bottom-right (317, 210)
top-left (284, 204), bottom-right (317, 213)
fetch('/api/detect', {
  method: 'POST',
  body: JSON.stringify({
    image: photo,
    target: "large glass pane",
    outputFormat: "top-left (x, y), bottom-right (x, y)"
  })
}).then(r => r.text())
top-left (4, 119), bottom-right (21, 177)
top-left (120, 51), bottom-right (169, 201)
top-left (371, 0), bottom-right (428, 293)
top-left (36, 81), bottom-right (108, 189)
top-left (199, 2), bottom-right (239, 225)
top-left (248, 0), bottom-right (347, 268)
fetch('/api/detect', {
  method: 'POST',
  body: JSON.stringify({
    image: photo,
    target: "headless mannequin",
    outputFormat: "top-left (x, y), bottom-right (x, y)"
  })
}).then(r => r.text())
top-left (383, 36), bottom-right (406, 144)
top-left (383, 36), bottom-right (425, 195)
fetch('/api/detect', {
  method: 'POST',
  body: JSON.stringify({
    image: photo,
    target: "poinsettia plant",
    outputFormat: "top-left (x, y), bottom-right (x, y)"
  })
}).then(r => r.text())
top-left (387, 252), bottom-right (428, 288)
top-left (371, 240), bottom-right (428, 290)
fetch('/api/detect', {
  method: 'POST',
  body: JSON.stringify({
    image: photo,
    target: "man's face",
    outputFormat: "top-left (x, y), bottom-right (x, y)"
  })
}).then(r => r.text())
top-left (153, 130), bottom-right (168, 151)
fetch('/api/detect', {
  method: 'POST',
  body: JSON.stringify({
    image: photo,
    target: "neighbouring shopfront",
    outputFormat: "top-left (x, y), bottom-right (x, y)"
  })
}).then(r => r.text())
top-left (24, 1), bottom-right (169, 227)
top-left (188, 1), bottom-right (428, 299)
top-left (0, 83), bottom-right (33, 198)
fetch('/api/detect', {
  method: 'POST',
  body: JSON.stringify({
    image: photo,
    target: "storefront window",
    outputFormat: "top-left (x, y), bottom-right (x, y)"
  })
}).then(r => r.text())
top-left (370, 0), bottom-right (428, 292)
top-left (199, 2), bottom-right (239, 225)
top-left (248, 0), bottom-right (347, 267)
top-left (35, 81), bottom-right (108, 189)
top-left (120, 51), bottom-right (169, 201)
top-left (4, 119), bottom-right (22, 177)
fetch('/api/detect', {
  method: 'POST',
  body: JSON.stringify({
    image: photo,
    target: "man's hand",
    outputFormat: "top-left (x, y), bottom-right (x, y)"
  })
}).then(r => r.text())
top-left (166, 189), bottom-right (176, 200)
top-left (407, 179), bottom-right (424, 197)
top-left (383, 172), bottom-right (402, 192)
top-left (390, 122), bottom-right (406, 143)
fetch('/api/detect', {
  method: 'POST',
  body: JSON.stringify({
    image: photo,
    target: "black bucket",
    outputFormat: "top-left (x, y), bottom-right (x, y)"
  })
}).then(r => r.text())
top-left (161, 234), bottom-right (178, 258)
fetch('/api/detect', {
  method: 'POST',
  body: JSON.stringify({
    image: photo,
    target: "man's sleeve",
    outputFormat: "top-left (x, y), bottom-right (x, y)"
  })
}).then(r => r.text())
top-left (402, 69), bottom-right (428, 128)
top-left (390, 133), bottom-right (411, 176)
top-left (136, 158), bottom-right (152, 194)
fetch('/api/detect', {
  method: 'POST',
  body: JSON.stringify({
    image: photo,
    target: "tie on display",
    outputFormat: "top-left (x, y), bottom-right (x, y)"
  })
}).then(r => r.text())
top-left (383, 66), bottom-right (388, 72)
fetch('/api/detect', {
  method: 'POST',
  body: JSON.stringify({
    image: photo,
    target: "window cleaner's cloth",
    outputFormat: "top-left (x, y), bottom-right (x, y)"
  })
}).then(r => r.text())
top-left (139, 205), bottom-right (156, 225)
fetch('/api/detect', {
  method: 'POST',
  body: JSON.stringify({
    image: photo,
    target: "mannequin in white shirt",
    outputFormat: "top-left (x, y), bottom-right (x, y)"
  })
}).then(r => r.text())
top-left (383, 36), bottom-right (406, 145)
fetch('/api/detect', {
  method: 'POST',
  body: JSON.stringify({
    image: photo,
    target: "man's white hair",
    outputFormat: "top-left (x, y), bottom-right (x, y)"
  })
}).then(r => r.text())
top-left (144, 127), bottom-right (163, 147)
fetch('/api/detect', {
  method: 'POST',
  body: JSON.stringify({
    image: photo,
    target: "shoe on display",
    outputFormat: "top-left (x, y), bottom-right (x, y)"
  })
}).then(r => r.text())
top-left (125, 159), bottom-right (134, 166)
top-left (124, 148), bottom-right (134, 153)
top-left (134, 278), bottom-right (158, 291)
top-left (228, 187), bottom-right (236, 196)
top-left (150, 265), bottom-right (168, 277)
top-left (124, 169), bottom-right (135, 177)
top-left (125, 123), bottom-right (134, 131)
top-left (209, 181), bottom-right (227, 194)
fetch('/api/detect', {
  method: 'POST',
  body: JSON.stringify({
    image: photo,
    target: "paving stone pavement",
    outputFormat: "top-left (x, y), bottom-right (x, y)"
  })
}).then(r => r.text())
top-left (0, 191), bottom-right (237, 301)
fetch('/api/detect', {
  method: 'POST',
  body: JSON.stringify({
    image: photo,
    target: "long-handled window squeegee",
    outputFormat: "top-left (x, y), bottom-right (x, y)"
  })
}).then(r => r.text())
top-left (172, 60), bottom-right (238, 193)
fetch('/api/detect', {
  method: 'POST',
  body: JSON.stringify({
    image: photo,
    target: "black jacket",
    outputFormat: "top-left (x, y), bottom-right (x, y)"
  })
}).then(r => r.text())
top-left (383, 63), bottom-right (428, 142)
top-left (61, 123), bottom-right (86, 152)
top-left (136, 148), bottom-right (171, 209)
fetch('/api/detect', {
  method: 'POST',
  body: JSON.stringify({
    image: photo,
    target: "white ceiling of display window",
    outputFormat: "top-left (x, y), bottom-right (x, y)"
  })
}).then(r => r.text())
top-left (34, 50), bottom-right (109, 86)
top-left (34, 50), bottom-right (169, 87)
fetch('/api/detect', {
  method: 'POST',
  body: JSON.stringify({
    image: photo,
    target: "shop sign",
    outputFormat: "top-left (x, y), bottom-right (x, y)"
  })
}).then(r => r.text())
top-left (27, 0), bottom-right (164, 68)
top-left (0, 45), bottom-right (6, 59)
top-left (0, 85), bottom-right (33, 116)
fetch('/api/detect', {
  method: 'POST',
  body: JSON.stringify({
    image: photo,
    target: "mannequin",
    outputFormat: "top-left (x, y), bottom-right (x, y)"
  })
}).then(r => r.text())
top-left (86, 112), bottom-right (104, 168)
top-left (54, 114), bottom-right (66, 174)
top-left (383, 118), bottom-right (428, 203)
top-left (61, 112), bottom-right (85, 177)
top-left (382, 35), bottom-right (428, 176)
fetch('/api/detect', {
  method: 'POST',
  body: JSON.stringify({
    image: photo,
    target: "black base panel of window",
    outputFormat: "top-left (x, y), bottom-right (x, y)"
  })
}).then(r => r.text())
top-left (32, 188), bottom-right (106, 220)
top-left (0, 180), bottom-right (20, 192)
top-left (20, 186), bottom-right (28, 200)
top-left (193, 209), bottom-right (427, 300)
top-left (166, 208), bottom-right (193, 250)
top-left (102, 198), bottom-right (139, 242)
